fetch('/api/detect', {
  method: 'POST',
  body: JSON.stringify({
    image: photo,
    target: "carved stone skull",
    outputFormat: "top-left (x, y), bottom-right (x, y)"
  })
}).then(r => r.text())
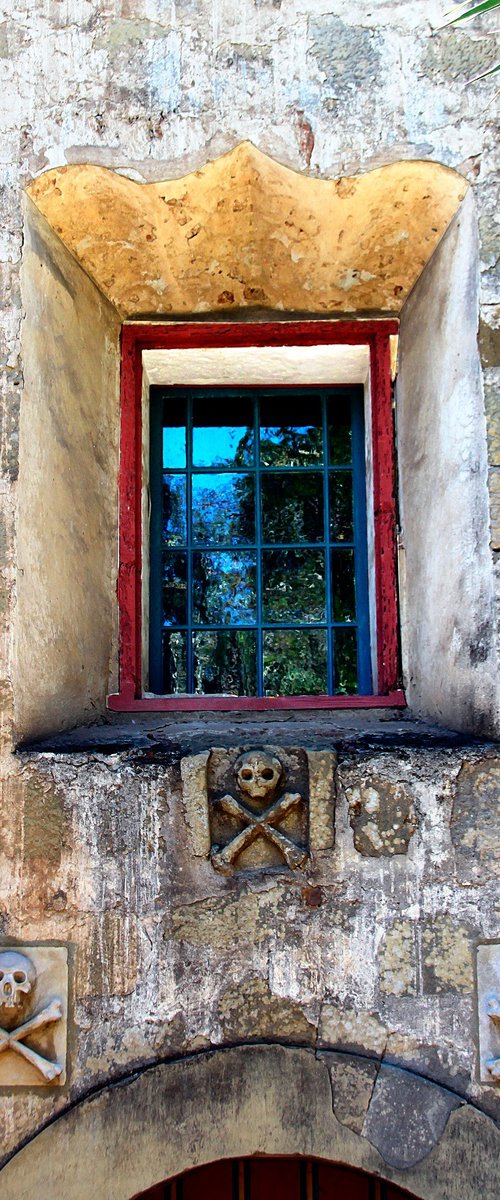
top-left (234, 751), bottom-right (283, 805)
top-left (0, 951), bottom-right (36, 1023)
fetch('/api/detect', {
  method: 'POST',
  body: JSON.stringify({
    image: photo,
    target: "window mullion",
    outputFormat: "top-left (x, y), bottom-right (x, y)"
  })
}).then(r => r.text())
top-left (186, 395), bottom-right (194, 693)
top-left (254, 395), bottom-right (264, 697)
top-left (322, 393), bottom-right (334, 695)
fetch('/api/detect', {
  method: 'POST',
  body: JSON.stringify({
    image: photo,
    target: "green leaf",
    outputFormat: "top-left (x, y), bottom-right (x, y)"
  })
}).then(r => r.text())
top-left (442, 0), bottom-right (500, 25)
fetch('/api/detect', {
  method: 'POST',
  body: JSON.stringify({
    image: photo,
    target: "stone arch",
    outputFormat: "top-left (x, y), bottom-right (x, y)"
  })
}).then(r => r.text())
top-left (25, 142), bottom-right (467, 319)
top-left (1, 1046), bottom-right (499, 1200)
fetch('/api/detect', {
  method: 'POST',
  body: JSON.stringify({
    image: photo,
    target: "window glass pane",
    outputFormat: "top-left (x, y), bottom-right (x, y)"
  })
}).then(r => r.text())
top-left (263, 549), bottom-right (325, 623)
top-left (261, 473), bottom-right (324, 544)
top-left (193, 630), bottom-right (257, 694)
top-left (331, 549), bottom-right (356, 622)
top-left (192, 396), bottom-right (254, 467)
top-left (162, 552), bottom-right (187, 626)
top-left (328, 396), bottom-right (352, 465)
top-left (162, 475), bottom-right (186, 545)
top-left (162, 398), bottom-right (187, 469)
top-left (329, 472), bottom-right (353, 542)
top-left (192, 474), bottom-right (255, 544)
top-left (161, 631), bottom-right (187, 693)
top-left (263, 629), bottom-right (328, 695)
top-left (334, 627), bottom-right (358, 693)
top-left (192, 551), bottom-right (257, 625)
top-left (260, 394), bottom-right (323, 465)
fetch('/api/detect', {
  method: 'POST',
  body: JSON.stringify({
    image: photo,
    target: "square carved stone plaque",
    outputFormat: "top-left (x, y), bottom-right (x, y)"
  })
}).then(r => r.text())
top-left (0, 944), bottom-right (68, 1088)
top-left (477, 942), bottom-right (500, 1085)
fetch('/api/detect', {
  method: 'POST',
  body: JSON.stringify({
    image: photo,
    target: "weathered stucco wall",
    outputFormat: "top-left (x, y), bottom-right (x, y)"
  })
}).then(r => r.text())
top-left (397, 191), bottom-right (499, 736)
top-left (0, 3), bottom-right (499, 1194)
top-left (14, 201), bottom-right (120, 742)
top-left (0, 715), bottom-right (499, 1178)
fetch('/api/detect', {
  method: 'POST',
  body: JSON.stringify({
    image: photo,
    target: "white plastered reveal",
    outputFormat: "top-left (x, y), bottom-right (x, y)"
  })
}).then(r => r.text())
top-left (142, 343), bottom-right (370, 387)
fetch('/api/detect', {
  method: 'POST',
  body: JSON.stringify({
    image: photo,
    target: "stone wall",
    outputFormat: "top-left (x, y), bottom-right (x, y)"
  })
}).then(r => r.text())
top-left (0, 1), bottom-right (499, 1191)
top-left (1, 715), bottom-right (499, 1174)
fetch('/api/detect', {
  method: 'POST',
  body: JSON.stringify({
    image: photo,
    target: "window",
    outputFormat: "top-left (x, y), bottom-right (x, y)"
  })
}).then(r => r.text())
top-left (110, 321), bottom-right (403, 712)
top-left (148, 386), bottom-right (371, 698)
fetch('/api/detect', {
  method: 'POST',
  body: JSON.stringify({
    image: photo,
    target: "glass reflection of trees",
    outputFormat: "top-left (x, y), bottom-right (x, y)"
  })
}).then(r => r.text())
top-left (154, 389), bottom-right (367, 697)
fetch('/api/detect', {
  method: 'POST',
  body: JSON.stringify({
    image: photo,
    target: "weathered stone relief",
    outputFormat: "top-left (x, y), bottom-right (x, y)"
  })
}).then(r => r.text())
top-left (209, 749), bottom-right (308, 874)
top-left (477, 942), bottom-right (500, 1084)
top-left (0, 945), bottom-right (68, 1087)
top-left (180, 746), bottom-right (337, 873)
top-left (345, 776), bottom-right (417, 856)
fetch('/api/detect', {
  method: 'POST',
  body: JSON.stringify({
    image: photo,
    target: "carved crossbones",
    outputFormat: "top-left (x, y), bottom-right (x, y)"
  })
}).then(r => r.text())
top-left (211, 790), bottom-right (307, 873)
top-left (0, 999), bottom-right (64, 1082)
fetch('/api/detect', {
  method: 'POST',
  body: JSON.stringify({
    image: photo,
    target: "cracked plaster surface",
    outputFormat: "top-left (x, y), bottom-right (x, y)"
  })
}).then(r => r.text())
top-left (1, 744), bottom-right (500, 1162)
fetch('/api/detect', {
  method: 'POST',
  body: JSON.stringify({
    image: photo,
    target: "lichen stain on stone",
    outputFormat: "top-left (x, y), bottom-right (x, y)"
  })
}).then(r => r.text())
top-left (319, 1003), bottom-right (387, 1056)
top-left (422, 29), bottom-right (498, 82)
top-left (308, 16), bottom-right (381, 86)
top-left (22, 772), bottom-right (65, 865)
top-left (346, 777), bottom-right (417, 857)
top-left (93, 19), bottom-right (172, 52)
top-left (421, 917), bottom-right (474, 995)
top-left (378, 920), bottom-right (417, 997)
top-left (327, 1053), bottom-right (379, 1134)
top-left (218, 975), bottom-right (315, 1044)
top-left (451, 758), bottom-right (500, 883)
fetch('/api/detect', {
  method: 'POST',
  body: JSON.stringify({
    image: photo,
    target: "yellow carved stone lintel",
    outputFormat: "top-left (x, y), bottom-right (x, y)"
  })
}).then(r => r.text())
top-left (26, 142), bottom-right (468, 319)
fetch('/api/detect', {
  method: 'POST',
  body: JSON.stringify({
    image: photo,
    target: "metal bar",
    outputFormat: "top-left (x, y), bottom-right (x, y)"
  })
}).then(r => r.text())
top-left (351, 387), bottom-right (373, 694)
top-left (185, 395), bottom-right (194, 692)
top-left (168, 542), bottom-right (356, 551)
top-left (322, 392), bottom-right (334, 695)
top-left (254, 394), bottom-right (264, 697)
top-left (148, 393), bottom-right (165, 694)
top-left (163, 622), bottom-right (357, 632)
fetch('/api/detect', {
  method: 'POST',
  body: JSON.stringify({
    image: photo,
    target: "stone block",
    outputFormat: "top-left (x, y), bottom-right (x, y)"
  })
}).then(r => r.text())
top-left (208, 746), bottom-right (309, 873)
top-left (362, 1063), bottom-right (462, 1168)
top-left (326, 1051), bottom-right (379, 1134)
top-left (0, 944), bottom-right (68, 1087)
top-left (378, 920), bottom-right (417, 997)
top-left (180, 750), bottom-right (211, 857)
top-left (451, 758), bottom-right (500, 883)
top-left (421, 918), bottom-right (474, 995)
top-left (218, 975), bottom-right (315, 1045)
top-left (345, 776), bottom-right (417, 856)
top-left (306, 749), bottom-right (336, 850)
top-left (477, 942), bottom-right (500, 1085)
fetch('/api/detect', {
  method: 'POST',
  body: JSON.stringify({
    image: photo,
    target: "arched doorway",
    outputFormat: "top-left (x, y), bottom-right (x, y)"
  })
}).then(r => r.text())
top-left (133, 1158), bottom-right (415, 1200)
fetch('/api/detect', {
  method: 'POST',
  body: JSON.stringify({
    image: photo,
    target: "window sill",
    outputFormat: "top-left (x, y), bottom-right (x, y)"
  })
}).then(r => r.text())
top-left (107, 690), bottom-right (406, 712)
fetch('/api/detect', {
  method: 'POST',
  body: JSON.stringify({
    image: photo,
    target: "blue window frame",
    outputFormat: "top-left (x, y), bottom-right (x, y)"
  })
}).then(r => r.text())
top-left (149, 387), bottom-right (371, 698)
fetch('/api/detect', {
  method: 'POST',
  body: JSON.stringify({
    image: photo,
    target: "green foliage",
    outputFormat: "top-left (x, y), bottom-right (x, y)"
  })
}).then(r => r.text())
top-left (442, 1), bottom-right (500, 79)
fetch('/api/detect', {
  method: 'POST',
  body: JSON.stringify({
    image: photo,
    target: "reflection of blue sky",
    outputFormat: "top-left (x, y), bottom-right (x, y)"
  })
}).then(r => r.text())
top-left (192, 426), bottom-right (253, 467)
top-left (163, 427), bottom-right (186, 469)
top-left (192, 474), bottom-right (255, 544)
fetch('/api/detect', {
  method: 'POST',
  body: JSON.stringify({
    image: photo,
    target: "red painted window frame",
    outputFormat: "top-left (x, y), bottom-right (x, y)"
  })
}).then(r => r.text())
top-left (108, 320), bottom-right (404, 712)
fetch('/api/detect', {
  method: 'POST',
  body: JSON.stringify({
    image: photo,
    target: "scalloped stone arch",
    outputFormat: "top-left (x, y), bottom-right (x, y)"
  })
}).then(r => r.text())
top-left (1, 1047), bottom-right (499, 1200)
top-left (26, 142), bottom-right (468, 319)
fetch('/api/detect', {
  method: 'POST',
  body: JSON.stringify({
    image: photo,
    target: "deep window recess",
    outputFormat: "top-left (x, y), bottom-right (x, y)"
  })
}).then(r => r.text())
top-left (149, 387), bottom-right (371, 699)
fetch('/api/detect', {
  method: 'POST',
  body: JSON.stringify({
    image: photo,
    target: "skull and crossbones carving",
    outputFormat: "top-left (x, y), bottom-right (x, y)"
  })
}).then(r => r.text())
top-left (211, 750), bottom-right (307, 873)
top-left (486, 996), bottom-right (500, 1081)
top-left (0, 951), bottom-right (64, 1083)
